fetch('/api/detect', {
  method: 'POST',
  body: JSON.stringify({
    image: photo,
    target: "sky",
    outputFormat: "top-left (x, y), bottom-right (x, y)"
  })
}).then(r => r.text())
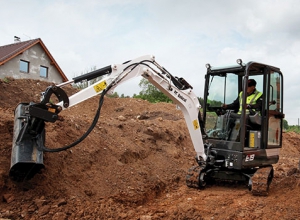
top-left (1, 0), bottom-right (300, 125)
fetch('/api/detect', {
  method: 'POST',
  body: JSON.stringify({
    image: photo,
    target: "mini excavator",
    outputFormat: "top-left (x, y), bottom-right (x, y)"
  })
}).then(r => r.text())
top-left (9, 55), bottom-right (284, 196)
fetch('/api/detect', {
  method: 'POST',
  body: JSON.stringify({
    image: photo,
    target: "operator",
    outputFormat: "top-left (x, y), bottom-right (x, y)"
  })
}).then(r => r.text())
top-left (221, 79), bottom-right (262, 115)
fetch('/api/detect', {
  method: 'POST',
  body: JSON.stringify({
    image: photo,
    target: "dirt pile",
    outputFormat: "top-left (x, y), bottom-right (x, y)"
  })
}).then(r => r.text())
top-left (0, 78), bottom-right (300, 220)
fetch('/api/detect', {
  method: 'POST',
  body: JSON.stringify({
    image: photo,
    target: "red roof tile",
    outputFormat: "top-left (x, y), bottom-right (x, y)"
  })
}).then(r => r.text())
top-left (0, 38), bottom-right (68, 81)
top-left (0, 39), bottom-right (38, 63)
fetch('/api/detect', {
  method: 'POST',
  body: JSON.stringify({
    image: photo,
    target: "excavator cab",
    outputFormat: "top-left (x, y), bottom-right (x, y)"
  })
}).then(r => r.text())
top-left (195, 60), bottom-right (284, 195)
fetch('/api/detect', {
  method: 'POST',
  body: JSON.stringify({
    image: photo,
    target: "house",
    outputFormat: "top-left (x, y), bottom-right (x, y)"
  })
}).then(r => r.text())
top-left (0, 38), bottom-right (68, 83)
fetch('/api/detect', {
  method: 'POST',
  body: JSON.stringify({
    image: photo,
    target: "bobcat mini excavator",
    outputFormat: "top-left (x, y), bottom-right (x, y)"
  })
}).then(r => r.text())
top-left (9, 55), bottom-right (284, 196)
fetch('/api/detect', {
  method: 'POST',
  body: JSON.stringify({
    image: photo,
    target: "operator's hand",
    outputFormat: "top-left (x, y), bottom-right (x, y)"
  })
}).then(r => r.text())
top-left (246, 104), bottom-right (252, 109)
top-left (221, 104), bottom-right (227, 109)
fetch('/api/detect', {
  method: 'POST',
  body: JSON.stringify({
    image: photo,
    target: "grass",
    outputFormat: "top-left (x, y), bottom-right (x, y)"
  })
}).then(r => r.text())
top-left (287, 126), bottom-right (300, 133)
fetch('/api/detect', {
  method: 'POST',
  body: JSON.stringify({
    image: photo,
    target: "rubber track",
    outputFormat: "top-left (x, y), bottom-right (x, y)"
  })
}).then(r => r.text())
top-left (251, 166), bottom-right (273, 196)
top-left (186, 165), bottom-right (202, 188)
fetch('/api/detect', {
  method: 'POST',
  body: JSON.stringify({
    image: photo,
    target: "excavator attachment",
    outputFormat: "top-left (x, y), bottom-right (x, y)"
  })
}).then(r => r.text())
top-left (9, 103), bottom-right (45, 181)
top-left (9, 65), bottom-right (112, 181)
top-left (9, 85), bottom-right (69, 181)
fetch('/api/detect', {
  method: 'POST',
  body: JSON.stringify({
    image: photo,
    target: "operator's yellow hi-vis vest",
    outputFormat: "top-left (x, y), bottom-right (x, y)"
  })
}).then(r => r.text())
top-left (238, 90), bottom-right (262, 114)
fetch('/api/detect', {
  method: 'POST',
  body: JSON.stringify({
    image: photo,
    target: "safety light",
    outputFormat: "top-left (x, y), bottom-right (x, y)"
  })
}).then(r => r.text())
top-left (236, 59), bottom-right (243, 65)
top-left (205, 63), bottom-right (211, 69)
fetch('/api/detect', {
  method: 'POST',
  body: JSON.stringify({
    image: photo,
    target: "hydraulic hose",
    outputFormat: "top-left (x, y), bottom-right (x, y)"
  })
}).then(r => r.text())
top-left (37, 87), bottom-right (108, 152)
top-left (36, 60), bottom-right (159, 152)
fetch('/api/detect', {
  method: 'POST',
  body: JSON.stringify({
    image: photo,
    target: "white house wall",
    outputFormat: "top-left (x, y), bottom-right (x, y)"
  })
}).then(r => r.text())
top-left (0, 44), bottom-right (65, 84)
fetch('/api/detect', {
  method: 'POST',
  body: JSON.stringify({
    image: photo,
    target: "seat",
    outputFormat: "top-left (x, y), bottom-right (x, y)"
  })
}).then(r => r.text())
top-left (249, 113), bottom-right (261, 125)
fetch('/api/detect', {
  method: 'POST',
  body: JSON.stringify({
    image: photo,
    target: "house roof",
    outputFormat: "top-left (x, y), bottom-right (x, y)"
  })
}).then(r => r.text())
top-left (0, 38), bottom-right (68, 81)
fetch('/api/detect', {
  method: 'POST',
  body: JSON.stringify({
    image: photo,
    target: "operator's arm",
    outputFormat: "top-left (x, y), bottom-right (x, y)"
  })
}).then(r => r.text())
top-left (222, 96), bottom-right (240, 112)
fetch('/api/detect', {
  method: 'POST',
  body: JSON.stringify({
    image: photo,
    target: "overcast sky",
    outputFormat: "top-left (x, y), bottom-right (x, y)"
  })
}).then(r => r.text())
top-left (1, 0), bottom-right (300, 125)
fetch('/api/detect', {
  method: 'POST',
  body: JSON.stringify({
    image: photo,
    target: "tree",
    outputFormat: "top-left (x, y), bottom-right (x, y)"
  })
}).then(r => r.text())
top-left (283, 119), bottom-right (289, 130)
top-left (133, 78), bottom-right (172, 103)
top-left (106, 92), bottom-right (119, 98)
top-left (198, 97), bottom-right (204, 106)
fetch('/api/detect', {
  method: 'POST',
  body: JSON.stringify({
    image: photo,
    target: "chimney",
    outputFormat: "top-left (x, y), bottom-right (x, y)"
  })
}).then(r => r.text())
top-left (14, 36), bottom-right (21, 43)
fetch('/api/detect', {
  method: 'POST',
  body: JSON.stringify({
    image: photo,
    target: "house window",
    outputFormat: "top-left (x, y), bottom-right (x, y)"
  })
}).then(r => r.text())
top-left (40, 66), bottom-right (48, 78)
top-left (20, 60), bottom-right (29, 73)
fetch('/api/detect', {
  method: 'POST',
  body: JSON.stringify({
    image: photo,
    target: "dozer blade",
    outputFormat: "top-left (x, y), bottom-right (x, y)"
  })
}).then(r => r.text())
top-left (9, 103), bottom-right (45, 181)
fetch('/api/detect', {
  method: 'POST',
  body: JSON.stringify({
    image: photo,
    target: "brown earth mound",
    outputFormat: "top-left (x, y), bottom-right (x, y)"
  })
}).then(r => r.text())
top-left (0, 78), bottom-right (300, 220)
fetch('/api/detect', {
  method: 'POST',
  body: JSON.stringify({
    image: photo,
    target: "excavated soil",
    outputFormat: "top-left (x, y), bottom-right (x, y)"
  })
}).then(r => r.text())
top-left (0, 78), bottom-right (300, 220)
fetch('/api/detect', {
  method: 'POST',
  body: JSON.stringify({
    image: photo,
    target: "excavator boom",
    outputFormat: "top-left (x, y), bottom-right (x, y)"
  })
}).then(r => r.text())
top-left (10, 55), bottom-right (206, 181)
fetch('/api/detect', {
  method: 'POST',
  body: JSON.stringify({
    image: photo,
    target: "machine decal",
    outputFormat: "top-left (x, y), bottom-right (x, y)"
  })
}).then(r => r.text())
top-left (93, 81), bottom-right (107, 93)
top-left (245, 154), bottom-right (255, 162)
top-left (173, 90), bottom-right (187, 102)
top-left (48, 108), bottom-right (56, 113)
top-left (193, 119), bottom-right (199, 130)
top-left (178, 93), bottom-right (187, 102)
top-left (249, 132), bottom-right (255, 148)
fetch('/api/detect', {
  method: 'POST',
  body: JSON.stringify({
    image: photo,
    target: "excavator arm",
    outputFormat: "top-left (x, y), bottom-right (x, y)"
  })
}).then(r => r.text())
top-left (10, 55), bottom-right (206, 181)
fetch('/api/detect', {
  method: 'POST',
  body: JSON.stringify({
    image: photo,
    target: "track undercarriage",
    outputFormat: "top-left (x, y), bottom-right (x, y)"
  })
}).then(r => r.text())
top-left (186, 165), bottom-right (274, 196)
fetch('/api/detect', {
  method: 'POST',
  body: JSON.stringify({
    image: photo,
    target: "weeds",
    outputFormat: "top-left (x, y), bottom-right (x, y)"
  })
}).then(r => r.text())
top-left (3, 77), bottom-right (10, 83)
